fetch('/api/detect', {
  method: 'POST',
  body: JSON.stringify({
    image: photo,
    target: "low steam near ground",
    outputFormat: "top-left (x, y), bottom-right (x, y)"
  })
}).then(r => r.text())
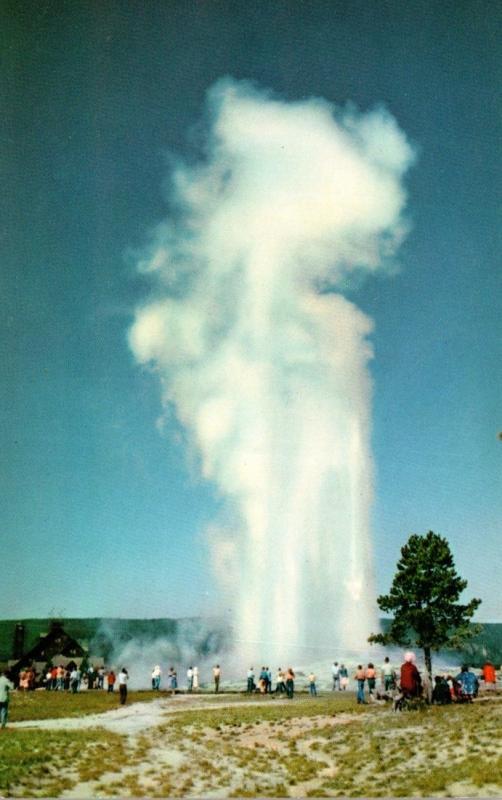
top-left (92, 618), bottom-right (465, 690)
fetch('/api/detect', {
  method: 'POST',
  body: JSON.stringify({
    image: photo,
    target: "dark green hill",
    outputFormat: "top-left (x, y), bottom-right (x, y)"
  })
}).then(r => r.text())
top-left (0, 618), bottom-right (104, 660)
top-left (376, 618), bottom-right (502, 667)
top-left (1, 617), bottom-right (501, 666)
top-left (0, 617), bottom-right (227, 664)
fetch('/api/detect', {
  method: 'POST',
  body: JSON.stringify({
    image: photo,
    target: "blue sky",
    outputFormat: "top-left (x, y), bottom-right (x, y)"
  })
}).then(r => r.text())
top-left (1, 0), bottom-right (501, 622)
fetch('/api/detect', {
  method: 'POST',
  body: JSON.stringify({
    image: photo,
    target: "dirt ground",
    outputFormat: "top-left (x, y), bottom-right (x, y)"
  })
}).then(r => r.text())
top-left (8, 693), bottom-right (502, 797)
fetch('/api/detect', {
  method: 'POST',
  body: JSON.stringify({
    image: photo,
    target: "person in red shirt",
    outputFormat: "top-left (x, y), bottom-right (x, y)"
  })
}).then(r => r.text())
top-left (107, 670), bottom-right (116, 692)
top-left (482, 661), bottom-right (496, 689)
top-left (400, 651), bottom-right (421, 697)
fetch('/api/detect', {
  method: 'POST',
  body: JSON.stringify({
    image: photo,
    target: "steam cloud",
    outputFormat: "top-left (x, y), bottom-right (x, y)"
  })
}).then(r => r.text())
top-left (129, 78), bottom-right (415, 665)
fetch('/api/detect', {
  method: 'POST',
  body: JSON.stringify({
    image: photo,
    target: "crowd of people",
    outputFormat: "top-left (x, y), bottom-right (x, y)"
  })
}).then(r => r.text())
top-left (245, 667), bottom-right (297, 697)
top-left (42, 665), bottom-right (116, 693)
top-left (12, 664), bottom-right (121, 694)
top-left (242, 656), bottom-right (500, 706)
top-left (2, 655), bottom-right (499, 718)
top-left (0, 653), bottom-right (498, 733)
top-left (346, 654), bottom-right (499, 709)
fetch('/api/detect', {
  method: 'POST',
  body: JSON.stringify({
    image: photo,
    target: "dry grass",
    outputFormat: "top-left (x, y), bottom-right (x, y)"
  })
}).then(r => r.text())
top-left (0, 727), bottom-right (127, 797)
top-left (8, 689), bottom-right (163, 722)
top-left (1, 692), bottom-right (501, 797)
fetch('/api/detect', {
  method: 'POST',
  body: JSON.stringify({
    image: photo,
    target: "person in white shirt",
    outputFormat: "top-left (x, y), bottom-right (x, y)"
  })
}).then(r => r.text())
top-left (381, 657), bottom-right (396, 691)
top-left (151, 665), bottom-right (161, 690)
top-left (187, 666), bottom-right (194, 692)
top-left (0, 670), bottom-right (15, 728)
top-left (118, 667), bottom-right (129, 705)
top-left (331, 661), bottom-right (340, 690)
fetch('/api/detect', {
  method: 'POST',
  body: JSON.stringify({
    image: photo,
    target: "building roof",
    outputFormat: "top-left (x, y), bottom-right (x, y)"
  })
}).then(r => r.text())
top-left (10, 621), bottom-right (86, 675)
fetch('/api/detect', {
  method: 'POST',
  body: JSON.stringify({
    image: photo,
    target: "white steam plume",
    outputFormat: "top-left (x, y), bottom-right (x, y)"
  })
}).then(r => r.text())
top-left (129, 78), bottom-right (415, 666)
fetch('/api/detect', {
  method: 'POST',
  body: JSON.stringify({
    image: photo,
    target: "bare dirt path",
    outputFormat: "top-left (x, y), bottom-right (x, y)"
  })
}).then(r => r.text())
top-left (10, 693), bottom-right (292, 735)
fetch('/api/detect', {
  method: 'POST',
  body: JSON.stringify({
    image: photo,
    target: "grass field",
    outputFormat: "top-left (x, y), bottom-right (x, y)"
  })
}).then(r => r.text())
top-left (8, 688), bottom-right (163, 722)
top-left (1, 690), bottom-right (501, 797)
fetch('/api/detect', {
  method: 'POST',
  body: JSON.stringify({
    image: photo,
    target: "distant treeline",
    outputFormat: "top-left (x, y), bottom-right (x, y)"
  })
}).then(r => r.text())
top-left (378, 618), bottom-right (502, 667)
top-left (0, 617), bottom-right (500, 666)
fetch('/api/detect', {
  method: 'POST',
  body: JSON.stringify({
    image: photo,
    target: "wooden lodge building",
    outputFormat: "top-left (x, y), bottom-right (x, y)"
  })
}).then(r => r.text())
top-left (8, 620), bottom-right (88, 683)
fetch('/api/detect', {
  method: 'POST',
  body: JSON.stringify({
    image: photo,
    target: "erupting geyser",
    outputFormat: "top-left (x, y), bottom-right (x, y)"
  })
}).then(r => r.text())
top-left (129, 79), bottom-right (415, 665)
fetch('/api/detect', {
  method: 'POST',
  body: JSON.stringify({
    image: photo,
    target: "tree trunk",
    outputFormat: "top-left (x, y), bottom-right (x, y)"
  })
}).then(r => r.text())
top-left (424, 645), bottom-right (433, 697)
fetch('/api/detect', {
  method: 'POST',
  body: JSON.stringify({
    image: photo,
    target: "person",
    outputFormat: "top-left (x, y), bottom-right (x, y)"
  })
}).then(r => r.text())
top-left (213, 664), bottom-right (221, 693)
top-left (400, 652), bottom-right (421, 698)
top-left (446, 674), bottom-right (457, 700)
top-left (0, 670), bottom-right (14, 728)
top-left (167, 667), bottom-right (174, 692)
top-left (152, 665), bottom-right (161, 691)
top-left (366, 663), bottom-right (376, 696)
top-left (187, 666), bottom-right (194, 692)
top-left (455, 665), bottom-right (479, 700)
top-left (354, 665), bottom-right (366, 704)
top-left (331, 662), bottom-right (340, 691)
top-left (285, 667), bottom-right (295, 699)
top-left (87, 665), bottom-right (95, 690)
top-left (118, 667), bottom-right (128, 705)
top-left (308, 672), bottom-right (317, 696)
top-left (27, 668), bottom-right (36, 691)
top-left (70, 667), bottom-right (80, 694)
top-left (266, 667), bottom-right (272, 693)
top-left (275, 668), bottom-right (286, 694)
top-left (421, 669), bottom-right (433, 704)
top-left (432, 675), bottom-right (451, 705)
top-left (45, 668), bottom-right (52, 690)
top-left (107, 670), bottom-right (116, 692)
top-left (56, 665), bottom-right (65, 691)
top-left (481, 661), bottom-right (497, 690)
top-left (193, 666), bottom-right (199, 692)
top-left (381, 657), bottom-right (396, 691)
top-left (97, 667), bottom-right (105, 690)
top-left (258, 667), bottom-right (268, 694)
top-left (339, 664), bottom-right (349, 690)
top-left (246, 667), bottom-right (255, 693)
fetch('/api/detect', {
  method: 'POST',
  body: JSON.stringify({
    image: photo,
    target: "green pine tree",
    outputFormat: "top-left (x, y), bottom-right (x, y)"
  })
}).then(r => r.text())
top-left (369, 531), bottom-right (482, 679)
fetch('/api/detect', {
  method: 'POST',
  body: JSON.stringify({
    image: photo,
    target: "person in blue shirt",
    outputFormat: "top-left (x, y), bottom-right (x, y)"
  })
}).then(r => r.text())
top-left (455, 665), bottom-right (479, 700)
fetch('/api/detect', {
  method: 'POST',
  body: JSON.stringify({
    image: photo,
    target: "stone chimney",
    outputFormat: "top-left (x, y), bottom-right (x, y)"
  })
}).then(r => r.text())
top-left (13, 622), bottom-right (25, 660)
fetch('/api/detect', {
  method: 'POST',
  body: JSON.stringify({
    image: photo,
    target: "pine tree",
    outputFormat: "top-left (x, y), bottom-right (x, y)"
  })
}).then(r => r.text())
top-left (369, 531), bottom-right (481, 679)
